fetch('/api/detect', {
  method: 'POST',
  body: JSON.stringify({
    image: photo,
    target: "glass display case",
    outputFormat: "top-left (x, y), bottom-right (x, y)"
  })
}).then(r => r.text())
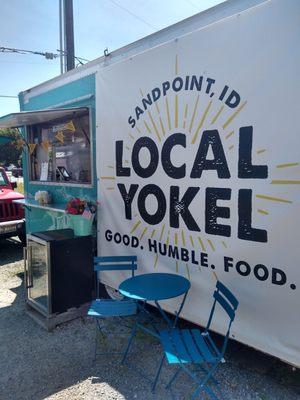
top-left (24, 229), bottom-right (93, 318)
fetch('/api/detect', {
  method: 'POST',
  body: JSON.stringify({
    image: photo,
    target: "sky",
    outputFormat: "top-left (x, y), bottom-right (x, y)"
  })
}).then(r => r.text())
top-left (0, 0), bottom-right (224, 116)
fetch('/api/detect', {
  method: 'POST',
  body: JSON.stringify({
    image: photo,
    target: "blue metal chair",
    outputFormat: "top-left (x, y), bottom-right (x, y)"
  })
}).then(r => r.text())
top-left (87, 256), bottom-right (138, 359)
top-left (152, 280), bottom-right (239, 399)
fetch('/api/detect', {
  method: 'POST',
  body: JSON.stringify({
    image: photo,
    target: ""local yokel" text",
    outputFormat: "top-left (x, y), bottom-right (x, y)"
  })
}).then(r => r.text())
top-left (115, 127), bottom-right (268, 243)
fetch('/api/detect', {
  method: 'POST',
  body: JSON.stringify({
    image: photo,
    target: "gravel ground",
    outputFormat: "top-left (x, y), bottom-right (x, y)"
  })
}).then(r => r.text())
top-left (0, 238), bottom-right (299, 400)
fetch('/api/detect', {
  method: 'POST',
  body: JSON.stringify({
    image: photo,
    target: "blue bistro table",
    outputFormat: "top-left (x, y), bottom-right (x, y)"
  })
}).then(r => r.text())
top-left (119, 273), bottom-right (191, 340)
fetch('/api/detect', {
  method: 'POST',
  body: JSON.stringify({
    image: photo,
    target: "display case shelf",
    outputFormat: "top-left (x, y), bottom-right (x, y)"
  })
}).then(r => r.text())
top-left (13, 199), bottom-right (66, 213)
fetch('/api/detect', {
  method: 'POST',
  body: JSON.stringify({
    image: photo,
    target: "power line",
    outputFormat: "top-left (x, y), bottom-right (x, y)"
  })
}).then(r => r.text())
top-left (0, 46), bottom-right (89, 64)
top-left (0, 46), bottom-right (59, 60)
top-left (0, 95), bottom-right (18, 98)
top-left (184, 0), bottom-right (200, 10)
top-left (56, 50), bottom-right (89, 64)
top-left (107, 0), bottom-right (156, 30)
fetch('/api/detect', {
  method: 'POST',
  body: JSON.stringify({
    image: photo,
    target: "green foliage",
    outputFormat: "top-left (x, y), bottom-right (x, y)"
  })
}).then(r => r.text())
top-left (0, 128), bottom-right (22, 166)
top-left (17, 181), bottom-right (24, 194)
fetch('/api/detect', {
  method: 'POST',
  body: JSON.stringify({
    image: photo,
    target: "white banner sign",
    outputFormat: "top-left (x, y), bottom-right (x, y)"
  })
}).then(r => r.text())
top-left (97, 0), bottom-right (300, 366)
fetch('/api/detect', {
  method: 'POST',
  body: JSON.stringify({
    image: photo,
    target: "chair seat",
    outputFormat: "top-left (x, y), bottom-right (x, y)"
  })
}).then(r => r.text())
top-left (160, 328), bottom-right (221, 365)
top-left (88, 299), bottom-right (137, 317)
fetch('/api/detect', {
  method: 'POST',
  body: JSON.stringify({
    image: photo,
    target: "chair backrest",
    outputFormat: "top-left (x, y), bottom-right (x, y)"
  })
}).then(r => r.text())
top-left (205, 280), bottom-right (239, 355)
top-left (94, 256), bottom-right (137, 298)
top-left (94, 255), bottom-right (137, 274)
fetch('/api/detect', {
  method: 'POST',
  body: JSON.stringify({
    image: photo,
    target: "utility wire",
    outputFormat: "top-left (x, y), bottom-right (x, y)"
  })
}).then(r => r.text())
top-left (107, 0), bottom-right (156, 29)
top-left (56, 50), bottom-right (89, 65)
top-left (0, 95), bottom-right (18, 98)
top-left (0, 46), bottom-right (89, 64)
top-left (184, 0), bottom-right (200, 9)
top-left (0, 46), bottom-right (59, 59)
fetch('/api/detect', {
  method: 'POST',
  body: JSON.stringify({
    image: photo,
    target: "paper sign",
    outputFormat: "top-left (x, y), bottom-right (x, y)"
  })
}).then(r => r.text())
top-left (28, 143), bottom-right (37, 155)
top-left (40, 162), bottom-right (48, 181)
top-left (66, 120), bottom-right (76, 132)
top-left (41, 140), bottom-right (50, 152)
top-left (55, 131), bottom-right (65, 144)
top-left (52, 120), bottom-right (76, 133)
top-left (15, 139), bottom-right (25, 150)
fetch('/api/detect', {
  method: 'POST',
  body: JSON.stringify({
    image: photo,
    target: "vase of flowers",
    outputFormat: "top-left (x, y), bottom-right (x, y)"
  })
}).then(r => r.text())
top-left (65, 198), bottom-right (97, 236)
top-left (35, 190), bottom-right (51, 205)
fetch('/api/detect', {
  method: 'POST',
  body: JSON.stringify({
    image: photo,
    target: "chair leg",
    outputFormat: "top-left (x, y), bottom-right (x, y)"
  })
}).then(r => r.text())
top-left (166, 366), bottom-right (182, 389)
top-left (93, 320), bottom-right (101, 361)
top-left (96, 319), bottom-right (106, 338)
top-left (190, 363), bottom-right (219, 400)
top-left (151, 354), bottom-right (165, 393)
top-left (93, 319), bottom-right (108, 361)
top-left (195, 364), bottom-right (219, 387)
top-left (94, 330), bottom-right (98, 361)
top-left (121, 322), bottom-right (138, 364)
top-left (191, 383), bottom-right (218, 400)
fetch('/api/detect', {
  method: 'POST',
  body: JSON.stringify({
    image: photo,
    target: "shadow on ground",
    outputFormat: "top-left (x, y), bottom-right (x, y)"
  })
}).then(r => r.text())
top-left (0, 237), bottom-right (24, 266)
top-left (0, 239), bottom-right (299, 400)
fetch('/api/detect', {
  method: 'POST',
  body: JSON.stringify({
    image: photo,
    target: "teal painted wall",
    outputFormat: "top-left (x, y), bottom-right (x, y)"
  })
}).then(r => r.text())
top-left (19, 74), bottom-right (97, 234)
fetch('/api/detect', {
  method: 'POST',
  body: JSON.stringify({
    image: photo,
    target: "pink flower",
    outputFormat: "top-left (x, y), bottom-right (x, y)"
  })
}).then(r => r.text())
top-left (68, 207), bottom-right (78, 215)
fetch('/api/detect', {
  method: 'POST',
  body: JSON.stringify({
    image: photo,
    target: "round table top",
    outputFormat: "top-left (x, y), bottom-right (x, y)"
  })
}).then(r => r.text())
top-left (118, 273), bottom-right (191, 301)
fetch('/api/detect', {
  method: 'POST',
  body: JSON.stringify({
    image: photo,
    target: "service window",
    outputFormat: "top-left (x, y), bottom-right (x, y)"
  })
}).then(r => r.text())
top-left (28, 110), bottom-right (92, 184)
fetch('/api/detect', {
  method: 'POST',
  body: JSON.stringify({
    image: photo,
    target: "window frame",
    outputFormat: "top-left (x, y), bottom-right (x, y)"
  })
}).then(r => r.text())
top-left (27, 107), bottom-right (94, 188)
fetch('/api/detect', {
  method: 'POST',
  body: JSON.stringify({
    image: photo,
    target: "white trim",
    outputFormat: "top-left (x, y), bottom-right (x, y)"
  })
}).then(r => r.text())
top-left (14, 199), bottom-right (66, 213)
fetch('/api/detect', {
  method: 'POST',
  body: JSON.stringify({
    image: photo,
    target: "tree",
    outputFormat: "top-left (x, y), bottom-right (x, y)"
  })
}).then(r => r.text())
top-left (0, 128), bottom-right (23, 166)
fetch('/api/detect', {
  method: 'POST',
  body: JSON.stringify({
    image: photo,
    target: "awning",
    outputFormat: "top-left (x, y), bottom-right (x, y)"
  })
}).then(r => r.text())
top-left (0, 107), bottom-right (89, 129)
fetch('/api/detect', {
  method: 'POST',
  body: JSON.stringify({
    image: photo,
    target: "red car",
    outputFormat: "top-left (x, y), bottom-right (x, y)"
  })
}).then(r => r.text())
top-left (0, 167), bottom-right (25, 245)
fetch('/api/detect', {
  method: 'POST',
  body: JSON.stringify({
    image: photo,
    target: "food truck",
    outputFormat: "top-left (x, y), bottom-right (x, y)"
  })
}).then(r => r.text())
top-left (0, 0), bottom-right (299, 366)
